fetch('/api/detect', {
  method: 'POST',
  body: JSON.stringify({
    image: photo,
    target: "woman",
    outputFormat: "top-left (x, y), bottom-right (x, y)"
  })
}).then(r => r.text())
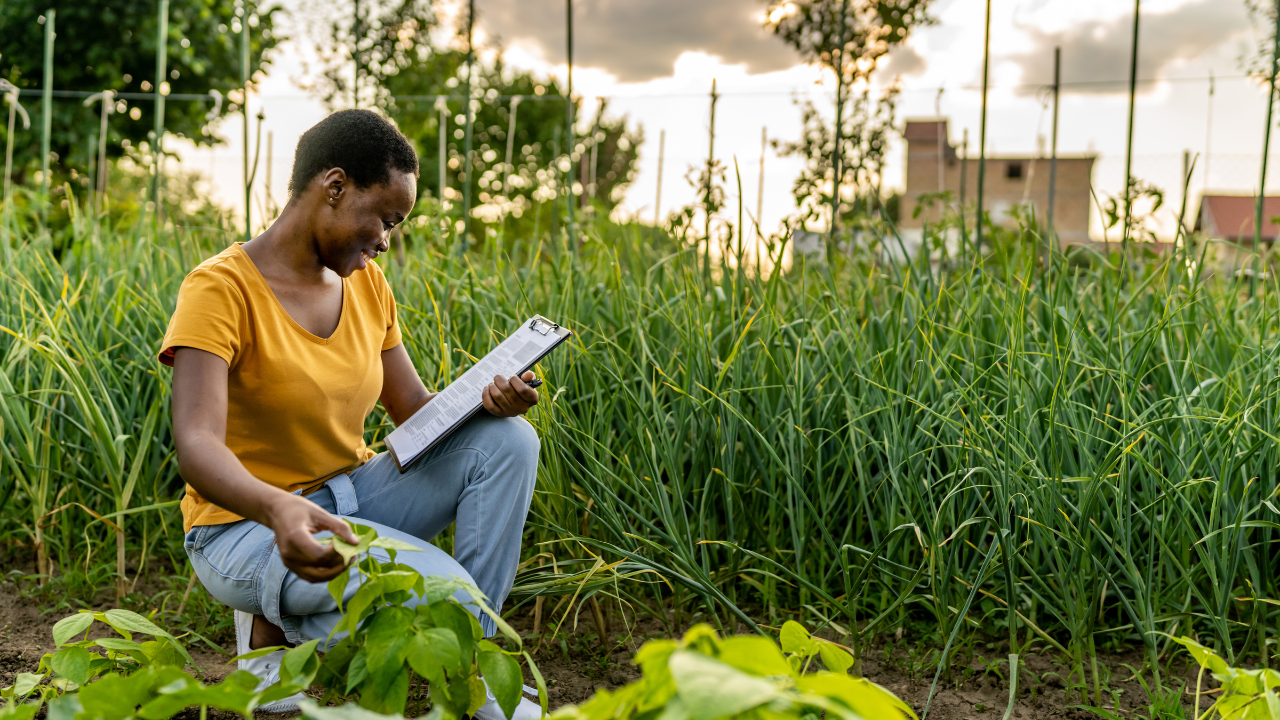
top-left (160, 110), bottom-right (542, 718)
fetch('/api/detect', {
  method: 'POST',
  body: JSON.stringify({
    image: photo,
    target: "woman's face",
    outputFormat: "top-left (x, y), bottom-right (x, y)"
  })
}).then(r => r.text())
top-left (316, 168), bottom-right (417, 277)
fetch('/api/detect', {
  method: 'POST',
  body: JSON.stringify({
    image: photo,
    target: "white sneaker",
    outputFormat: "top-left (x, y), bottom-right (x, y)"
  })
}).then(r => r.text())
top-left (472, 682), bottom-right (543, 720)
top-left (234, 609), bottom-right (307, 713)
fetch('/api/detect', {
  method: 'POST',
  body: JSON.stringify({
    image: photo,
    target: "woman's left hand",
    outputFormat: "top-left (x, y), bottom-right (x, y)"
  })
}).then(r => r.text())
top-left (483, 371), bottom-right (540, 417)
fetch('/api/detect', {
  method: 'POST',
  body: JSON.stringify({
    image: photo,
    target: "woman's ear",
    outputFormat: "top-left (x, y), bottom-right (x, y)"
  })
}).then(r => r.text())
top-left (320, 167), bottom-right (349, 208)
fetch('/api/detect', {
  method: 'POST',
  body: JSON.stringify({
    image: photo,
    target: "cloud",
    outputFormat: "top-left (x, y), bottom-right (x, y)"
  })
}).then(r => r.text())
top-left (877, 45), bottom-right (928, 79)
top-left (1004, 0), bottom-right (1252, 93)
top-left (476, 0), bottom-right (800, 82)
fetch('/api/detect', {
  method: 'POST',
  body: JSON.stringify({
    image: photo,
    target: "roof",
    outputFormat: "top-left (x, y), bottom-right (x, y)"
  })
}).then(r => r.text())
top-left (904, 120), bottom-right (948, 142)
top-left (1197, 195), bottom-right (1280, 240)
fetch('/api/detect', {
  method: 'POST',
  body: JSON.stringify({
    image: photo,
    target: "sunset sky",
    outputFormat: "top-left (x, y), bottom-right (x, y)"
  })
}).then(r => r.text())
top-left (175, 0), bottom-right (1275, 240)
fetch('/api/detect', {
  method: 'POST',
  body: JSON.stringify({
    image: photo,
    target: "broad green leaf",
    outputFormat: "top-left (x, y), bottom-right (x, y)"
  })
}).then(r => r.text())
top-left (48, 646), bottom-right (94, 687)
top-left (102, 609), bottom-right (171, 639)
top-left (407, 628), bottom-right (461, 690)
top-left (52, 613), bottom-right (95, 647)
top-left (420, 576), bottom-right (465, 604)
top-left (11, 673), bottom-right (45, 700)
top-left (717, 636), bottom-right (793, 678)
top-left (668, 650), bottom-right (779, 720)
top-left (339, 577), bottom-right (386, 635)
top-left (346, 648), bottom-right (370, 696)
top-left (299, 698), bottom-right (407, 720)
top-left (371, 536), bottom-right (423, 553)
top-left (365, 607), bottom-right (415, 673)
top-left (329, 522), bottom-right (376, 564)
top-left (432, 601), bottom-right (477, 668)
top-left (468, 673), bottom-right (489, 717)
top-left (779, 621), bottom-right (817, 657)
top-left (358, 665), bottom-right (410, 715)
top-left (796, 673), bottom-right (917, 720)
top-left (818, 643), bottom-right (854, 675)
top-left (46, 694), bottom-right (83, 720)
top-left (478, 644), bottom-right (522, 720)
top-left (78, 671), bottom-right (164, 720)
top-left (1170, 636), bottom-right (1230, 675)
top-left (0, 703), bottom-right (39, 720)
top-left (280, 639), bottom-right (322, 688)
top-left (329, 566), bottom-right (351, 613)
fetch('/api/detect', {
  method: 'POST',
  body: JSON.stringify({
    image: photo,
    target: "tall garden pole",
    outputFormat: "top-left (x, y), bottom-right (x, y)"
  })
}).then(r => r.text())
top-left (974, 0), bottom-right (991, 254)
top-left (1204, 71), bottom-right (1214, 196)
top-left (1047, 46), bottom-right (1060, 255)
top-left (40, 9), bottom-right (55, 226)
top-left (436, 97), bottom-right (447, 203)
top-left (462, 0), bottom-right (474, 245)
top-left (654, 129), bottom-right (665, 227)
top-left (1252, 0), bottom-right (1280, 296)
top-left (242, 9), bottom-right (251, 241)
top-left (1121, 0), bottom-right (1141, 263)
top-left (830, 0), bottom-right (847, 242)
top-left (704, 78), bottom-right (720, 283)
top-left (565, 0), bottom-right (576, 247)
top-left (502, 96), bottom-right (520, 196)
top-left (758, 126), bottom-right (766, 235)
top-left (353, 0), bottom-right (361, 107)
top-left (152, 0), bottom-right (169, 228)
top-left (2, 82), bottom-right (30, 242)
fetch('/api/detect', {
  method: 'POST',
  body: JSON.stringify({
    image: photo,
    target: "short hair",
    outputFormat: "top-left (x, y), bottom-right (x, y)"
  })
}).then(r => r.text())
top-left (288, 109), bottom-right (419, 196)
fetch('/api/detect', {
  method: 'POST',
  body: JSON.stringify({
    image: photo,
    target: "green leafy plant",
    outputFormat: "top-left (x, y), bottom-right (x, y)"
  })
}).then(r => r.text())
top-left (547, 621), bottom-right (915, 720)
top-left (1171, 636), bottom-right (1280, 719)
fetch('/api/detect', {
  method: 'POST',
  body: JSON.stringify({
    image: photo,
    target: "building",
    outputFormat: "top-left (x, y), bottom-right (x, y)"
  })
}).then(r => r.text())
top-left (1194, 194), bottom-right (1280, 243)
top-left (899, 119), bottom-right (1096, 245)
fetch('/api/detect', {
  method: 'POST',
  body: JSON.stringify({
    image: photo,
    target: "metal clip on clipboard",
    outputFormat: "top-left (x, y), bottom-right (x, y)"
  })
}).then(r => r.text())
top-left (529, 316), bottom-right (560, 335)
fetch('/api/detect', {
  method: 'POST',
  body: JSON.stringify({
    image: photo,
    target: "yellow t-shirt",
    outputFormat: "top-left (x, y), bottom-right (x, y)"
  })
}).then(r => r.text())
top-left (159, 243), bottom-right (402, 532)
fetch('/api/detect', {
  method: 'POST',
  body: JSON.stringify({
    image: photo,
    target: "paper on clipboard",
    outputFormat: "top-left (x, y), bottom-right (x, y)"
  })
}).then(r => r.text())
top-left (384, 316), bottom-right (570, 472)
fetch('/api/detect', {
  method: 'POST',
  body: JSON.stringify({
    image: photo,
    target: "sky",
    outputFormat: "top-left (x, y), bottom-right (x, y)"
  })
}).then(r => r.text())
top-left (173, 0), bottom-right (1276, 241)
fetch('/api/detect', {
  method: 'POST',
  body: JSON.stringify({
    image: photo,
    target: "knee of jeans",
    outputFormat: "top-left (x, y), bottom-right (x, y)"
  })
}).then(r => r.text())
top-left (480, 415), bottom-right (541, 466)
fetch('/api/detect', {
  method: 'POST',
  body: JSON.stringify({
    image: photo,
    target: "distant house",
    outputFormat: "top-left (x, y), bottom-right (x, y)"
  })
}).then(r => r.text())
top-left (1194, 194), bottom-right (1280, 243)
top-left (899, 119), bottom-right (1096, 245)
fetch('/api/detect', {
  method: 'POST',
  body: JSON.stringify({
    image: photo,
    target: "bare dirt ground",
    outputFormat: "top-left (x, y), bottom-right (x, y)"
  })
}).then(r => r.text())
top-left (0, 581), bottom-right (1218, 719)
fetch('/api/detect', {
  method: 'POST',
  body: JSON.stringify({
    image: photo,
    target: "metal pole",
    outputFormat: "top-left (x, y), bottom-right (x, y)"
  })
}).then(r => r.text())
top-left (654, 129), bottom-right (664, 226)
top-left (437, 98), bottom-right (447, 203)
top-left (1253, 0), bottom-right (1280, 296)
top-left (1047, 46), bottom-right (1060, 249)
top-left (40, 9), bottom-right (55, 220)
top-left (84, 91), bottom-right (114, 221)
top-left (758, 126), bottom-right (766, 235)
top-left (353, 0), bottom-right (361, 107)
top-left (1204, 71), bottom-right (1214, 197)
top-left (462, 0), bottom-right (474, 244)
top-left (974, 0), bottom-right (991, 254)
top-left (503, 97), bottom-right (520, 197)
top-left (152, 0), bottom-right (169, 227)
top-left (565, 0), bottom-right (576, 246)
top-left (959, 127), bottom-right (968, 246)
top-left (704, 78), bottom-right (719, 281)
top-left (831, 0), bottom-right (847, 241)
top-left (936, 89), bottom-right (944, 195)
top-left (1121, 0), bottom-right (1141, 261)
top-left (242, 10), bottom-right (250, 241)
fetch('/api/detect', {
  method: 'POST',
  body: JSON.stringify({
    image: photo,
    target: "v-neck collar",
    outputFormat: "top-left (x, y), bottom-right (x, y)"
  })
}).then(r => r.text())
top-left (234, 242), bottom-right (348, 344)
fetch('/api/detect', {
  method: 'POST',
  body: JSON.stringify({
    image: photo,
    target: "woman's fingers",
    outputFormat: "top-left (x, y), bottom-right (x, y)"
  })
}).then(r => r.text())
top-left (315, 511), bottom-right (359, 545)
top-left (508, 374), bottom-right (539, 406)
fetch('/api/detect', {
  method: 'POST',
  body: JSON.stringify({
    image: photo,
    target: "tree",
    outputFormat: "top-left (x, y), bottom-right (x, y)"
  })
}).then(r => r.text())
top-left (0, 0), bottom-right (280, 184)
top-left (303, 1), bottom-right (643, 236)
top-left (763, 0), bottom-right (931, 235)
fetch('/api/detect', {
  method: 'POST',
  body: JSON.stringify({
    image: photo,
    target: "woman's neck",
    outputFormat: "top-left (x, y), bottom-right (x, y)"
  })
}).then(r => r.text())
top-left (243, 200), bottom-right (331, 285)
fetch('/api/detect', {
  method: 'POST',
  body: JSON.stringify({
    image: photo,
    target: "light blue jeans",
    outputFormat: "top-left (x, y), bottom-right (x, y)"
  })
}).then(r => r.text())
top-left (183, 414), bottom-right (539, 644)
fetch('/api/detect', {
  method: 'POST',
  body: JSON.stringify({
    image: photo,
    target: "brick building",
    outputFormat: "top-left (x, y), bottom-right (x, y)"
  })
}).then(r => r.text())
top-left (899, 119), bottom-right (1096, 245)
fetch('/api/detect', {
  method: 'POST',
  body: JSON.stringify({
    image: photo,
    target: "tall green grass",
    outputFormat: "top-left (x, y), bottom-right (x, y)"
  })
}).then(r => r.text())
top-left (0, 208), bottom-right (1275, 691)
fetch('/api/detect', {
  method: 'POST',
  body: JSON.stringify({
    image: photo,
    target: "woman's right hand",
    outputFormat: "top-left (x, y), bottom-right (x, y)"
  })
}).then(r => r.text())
top-left (265, 493), bottom-right (360, 583)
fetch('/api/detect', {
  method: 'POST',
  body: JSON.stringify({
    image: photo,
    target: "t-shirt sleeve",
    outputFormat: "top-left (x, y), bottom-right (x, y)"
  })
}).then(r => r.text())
top-left (369, 261), bottom-right (402, 351)
top-left (158, 269), bottom-right (247, 367)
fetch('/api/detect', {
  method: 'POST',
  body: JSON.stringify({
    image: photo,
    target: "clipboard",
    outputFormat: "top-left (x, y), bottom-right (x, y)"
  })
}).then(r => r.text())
top-left (384, 315), bottom-right (572, 472)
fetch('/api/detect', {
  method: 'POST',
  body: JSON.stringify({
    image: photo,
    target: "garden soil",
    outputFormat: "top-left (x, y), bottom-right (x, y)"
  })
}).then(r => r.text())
top-left (0, 582), bottom-right (1218, 719)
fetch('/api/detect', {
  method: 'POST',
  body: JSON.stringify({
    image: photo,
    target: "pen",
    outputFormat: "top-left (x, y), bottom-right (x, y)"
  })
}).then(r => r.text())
top-left (526, 377), bottom-right (543, 389)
